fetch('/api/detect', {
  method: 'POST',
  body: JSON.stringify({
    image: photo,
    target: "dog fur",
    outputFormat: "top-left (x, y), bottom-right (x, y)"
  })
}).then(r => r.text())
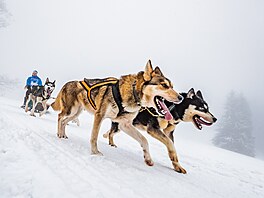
top-left (51, 60), bottom-right (183, 167)
top-left (25, 78), bottom-right (56, 117)
top-left (103, 88), bottom-right (217, 173)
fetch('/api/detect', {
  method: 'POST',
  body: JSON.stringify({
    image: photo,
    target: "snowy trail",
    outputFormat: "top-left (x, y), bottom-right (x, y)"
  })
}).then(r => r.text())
top-left (0, 97), bottom-right (264, 198)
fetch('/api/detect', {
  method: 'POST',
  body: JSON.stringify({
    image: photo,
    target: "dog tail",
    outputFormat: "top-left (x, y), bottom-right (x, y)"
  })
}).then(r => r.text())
top-left (51, 92), bottom-right (62, 111)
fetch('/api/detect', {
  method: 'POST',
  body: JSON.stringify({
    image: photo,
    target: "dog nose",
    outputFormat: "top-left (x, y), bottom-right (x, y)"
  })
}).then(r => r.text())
top-left (213, 117), bottom-right (217, 122)
top-left (178, 95), bottom-right (183, 102)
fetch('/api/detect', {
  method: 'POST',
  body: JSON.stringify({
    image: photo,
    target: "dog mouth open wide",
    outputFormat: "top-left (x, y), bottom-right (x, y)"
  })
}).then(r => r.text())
top-left (193, 115), bottom-right (213, 130)
top-left (154, 96), bottom-right (173, 121)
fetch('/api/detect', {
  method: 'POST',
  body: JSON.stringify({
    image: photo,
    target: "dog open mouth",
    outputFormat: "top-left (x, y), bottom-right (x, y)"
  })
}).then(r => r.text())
top-left (193, 115), bottom-right (213, 130)
top-left (154, 96), bottom-right (173, 121)
top-left (47, 89), bottom-right (52, 96)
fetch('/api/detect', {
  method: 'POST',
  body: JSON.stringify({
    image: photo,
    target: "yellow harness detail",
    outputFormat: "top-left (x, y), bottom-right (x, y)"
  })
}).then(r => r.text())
top-left (80, 79), bottom-right (118, 110)
top-left (139, 106), bottom-right (159, 117)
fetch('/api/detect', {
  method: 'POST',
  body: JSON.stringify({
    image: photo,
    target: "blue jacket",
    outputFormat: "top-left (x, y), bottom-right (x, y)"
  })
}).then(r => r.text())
top-left (26, 76), bottom-right (42, 86)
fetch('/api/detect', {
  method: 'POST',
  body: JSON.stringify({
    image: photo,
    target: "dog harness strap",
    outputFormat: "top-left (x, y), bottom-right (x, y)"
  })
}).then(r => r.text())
top-left (80, 81), bottom-right (97, 110)
top-left (139, 107), bottom-right (159, 117)
top-left (132, 81), bottom-right (141, 106)
top-left (112, 81), bottom-right (125, 116)
top-left (80, 80), bottom-right (118, 110)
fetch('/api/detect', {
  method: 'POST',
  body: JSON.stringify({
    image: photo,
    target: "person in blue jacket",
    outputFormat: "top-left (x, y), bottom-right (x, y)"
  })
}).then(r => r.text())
top-left (21, 70), bottom-right (43, 108)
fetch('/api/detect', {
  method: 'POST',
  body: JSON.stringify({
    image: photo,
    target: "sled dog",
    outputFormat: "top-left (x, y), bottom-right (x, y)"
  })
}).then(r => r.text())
top-left (25, 78), bottom-right (56, 117)
top-left (51, 60), bottom-right (183, 167)
top-left (104, 88), bottom-right (217, 173)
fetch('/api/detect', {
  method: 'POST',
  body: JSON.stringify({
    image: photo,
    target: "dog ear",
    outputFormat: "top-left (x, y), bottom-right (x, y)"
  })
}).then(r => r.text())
top-left (152, 66), bottom-right (164, 77)
top-left (196, 90), bottom-right (203, 100)
top-left (46, 78), bottom-right (49, 83)
top-left (187, 88), bottom-right (195, 99)
top-left (143, 60), bottom-right (153, 81)
top-left (53, 80), bottom-right (56, 84)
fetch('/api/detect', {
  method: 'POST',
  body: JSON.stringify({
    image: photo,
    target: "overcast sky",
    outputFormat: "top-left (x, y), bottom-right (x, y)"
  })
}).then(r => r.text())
top-left (1, 0), bottom-right (264, 156)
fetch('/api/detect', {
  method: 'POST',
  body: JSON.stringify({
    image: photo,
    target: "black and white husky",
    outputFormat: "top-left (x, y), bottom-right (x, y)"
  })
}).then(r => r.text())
top-left (104, 88), bottom-right (217, 144)
top-left (25, 78), bottom-right (56, 117)
top-left (103, 88), bottom-right (217, 173)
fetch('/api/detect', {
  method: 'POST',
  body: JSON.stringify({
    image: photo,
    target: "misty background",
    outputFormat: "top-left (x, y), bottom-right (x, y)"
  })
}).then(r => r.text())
top-left (1, 0), bottom-right (263, 158)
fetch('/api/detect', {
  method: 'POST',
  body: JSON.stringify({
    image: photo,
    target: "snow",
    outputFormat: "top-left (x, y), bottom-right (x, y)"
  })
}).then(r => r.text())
top-left (0, 96), bottom-right (264, 198)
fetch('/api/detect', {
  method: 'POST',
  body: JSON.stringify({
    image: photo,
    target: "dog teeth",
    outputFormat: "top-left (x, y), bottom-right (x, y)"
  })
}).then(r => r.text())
top-left (199, 117), bottom-right (211, 125)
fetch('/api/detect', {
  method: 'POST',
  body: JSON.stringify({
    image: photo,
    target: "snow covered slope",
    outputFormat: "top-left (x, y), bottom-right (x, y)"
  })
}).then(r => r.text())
top-left (0, 97), bottom-right (263, 198)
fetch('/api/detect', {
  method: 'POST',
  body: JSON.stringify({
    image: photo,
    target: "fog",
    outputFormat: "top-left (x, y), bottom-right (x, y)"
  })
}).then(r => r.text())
top-left (1, 0), bottom-right (264, 157)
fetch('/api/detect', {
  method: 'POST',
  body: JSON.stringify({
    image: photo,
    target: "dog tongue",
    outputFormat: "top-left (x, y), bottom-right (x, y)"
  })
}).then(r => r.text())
top-left (158, 100), bottom-right (173, 121)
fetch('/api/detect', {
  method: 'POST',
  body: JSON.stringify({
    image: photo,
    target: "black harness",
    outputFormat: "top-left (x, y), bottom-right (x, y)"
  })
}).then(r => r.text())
top-left (132, 81), bottom-right (141, 106)
top-left (111, 81), bottom-right (125, 116)
top-left (113, 80), bottom-right (142, 116)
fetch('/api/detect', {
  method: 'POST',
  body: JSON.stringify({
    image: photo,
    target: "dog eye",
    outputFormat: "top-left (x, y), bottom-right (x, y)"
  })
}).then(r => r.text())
top-left (161, 84), bottom-right (169, 89)
top-left (199, 107), bottom-right (205, 111)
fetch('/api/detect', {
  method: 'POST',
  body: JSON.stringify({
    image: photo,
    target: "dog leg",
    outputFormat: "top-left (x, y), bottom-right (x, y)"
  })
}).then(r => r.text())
top-left (58, 107), bottom-right (82, 139)
top-left (60, 117), bottom-right (71, 139)
top-left (102, 130), bottom-right (110, 138)
top-left (67, 109), bottom-right (82, 128)
top-left (39, 101), bottom-right (47, 117)
top-left (60, 116), bottom-right (78, 138)
top-left (25, 95), bottom-right (32, 112)
top-left (25, 99), bottom-right (29, 112)
top-left (30, 97), bottom-right (37, 117)
top-left (163, 124), bottom-right (175, 142)
top-left (147, 126), bottom-right (186, 174)
top-left (103, 129), bottom-right (117, 147)
top-left (103, 122), bottom-right (119, 147)
top-left (108, 129), bottom-right (118, 147)
top-left (57, 112), bottom-right (68, 139)
top-left (74, 118), bottom-right (80, 126)
top-left (120, 122), bottom-right (154, 166)
top-left (90, 112), bottom-right (104, 155)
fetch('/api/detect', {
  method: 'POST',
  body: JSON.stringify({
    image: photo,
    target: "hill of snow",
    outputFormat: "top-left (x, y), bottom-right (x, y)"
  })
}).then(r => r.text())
top-left (0, 96), bottom-right (263, 198)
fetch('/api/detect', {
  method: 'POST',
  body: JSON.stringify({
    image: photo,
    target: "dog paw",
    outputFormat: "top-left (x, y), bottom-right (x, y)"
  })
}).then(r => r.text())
top-left (103, 133), bottom-right (109, 138)
top-left (173, 162), bottom-right (187, 174)
top-left (91, 150), bottom-right (103, 156)
top-left (57, 133), bottom-right (68, 139)
top-left (109, 143), bottom-right (117, 148)
top-left (30, 114), bottom-right (36, 117)
top-left (145, 159), bottom-right (154, 166)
